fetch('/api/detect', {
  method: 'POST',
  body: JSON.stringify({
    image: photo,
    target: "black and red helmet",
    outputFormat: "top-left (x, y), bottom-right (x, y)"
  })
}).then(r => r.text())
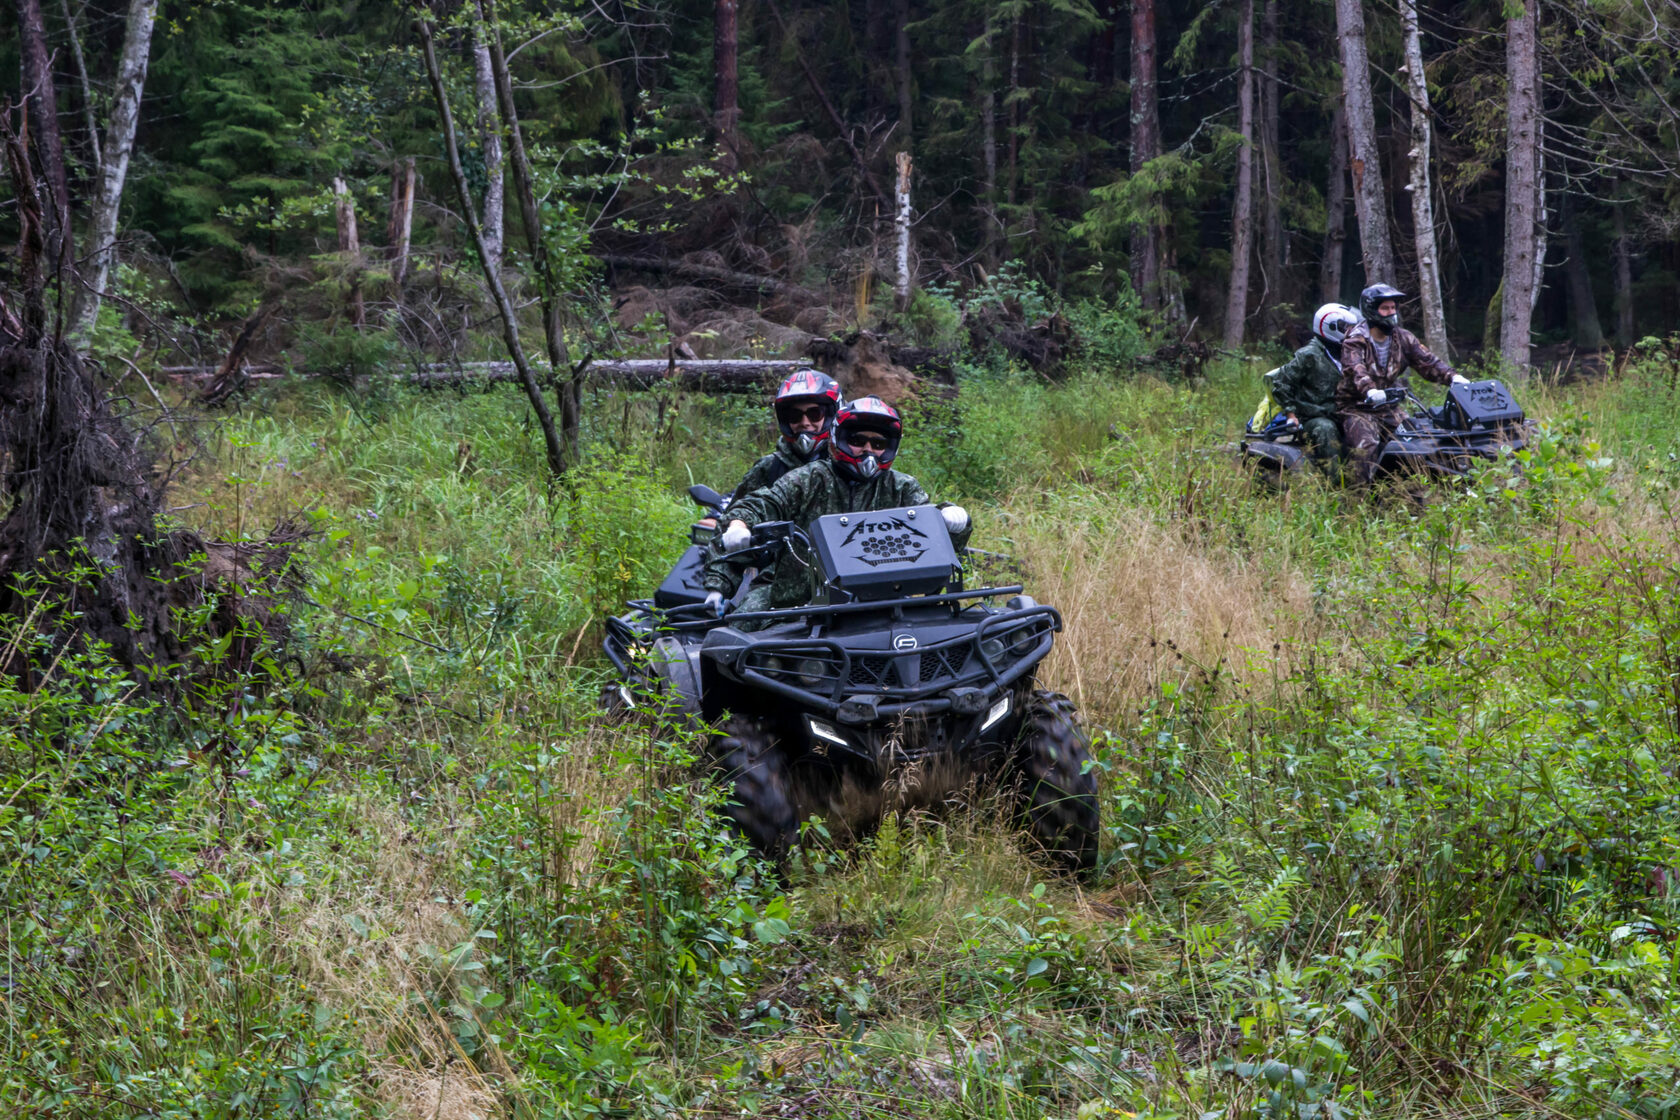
top-left (830, 396), bottom-right (903, 482)
top-left (773, 369), bottom-right (842, 458)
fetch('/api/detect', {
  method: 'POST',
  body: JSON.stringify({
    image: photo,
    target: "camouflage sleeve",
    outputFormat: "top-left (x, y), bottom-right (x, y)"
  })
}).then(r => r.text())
top-left (728, 453), bottom-right (778, 504)
top-left (1402, 330), bottom-right (1456, 385)
top-left (893, 472), bottom-right (974, 551)
top-left (1269, 352), bottom-right (1309, 414)
top-left (1341, 334), bottom-right (1381, 397)
top-left (723, 464), bottom-right (812, 529)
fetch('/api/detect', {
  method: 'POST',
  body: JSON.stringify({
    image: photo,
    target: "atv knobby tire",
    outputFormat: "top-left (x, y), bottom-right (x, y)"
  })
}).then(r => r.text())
top-left (713, 714), bottom-right (799, 860)
top-left (1011, 690), bottom-right (1099, 874)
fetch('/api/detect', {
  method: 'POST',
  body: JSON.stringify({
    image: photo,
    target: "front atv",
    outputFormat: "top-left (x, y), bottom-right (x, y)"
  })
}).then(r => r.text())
top-left (604, 503), bottom-right (1099, 873)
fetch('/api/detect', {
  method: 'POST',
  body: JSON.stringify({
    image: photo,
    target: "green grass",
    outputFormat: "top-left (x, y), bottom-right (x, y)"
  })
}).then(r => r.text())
top-left (6, 356), bottom-right (1680, 1118)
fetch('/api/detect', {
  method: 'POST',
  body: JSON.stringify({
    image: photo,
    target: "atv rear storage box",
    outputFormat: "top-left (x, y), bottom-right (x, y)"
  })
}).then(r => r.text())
top-left (1444, 379), bottom-right (1525, 432)
top-left (808, 504), bottom-right (960, 600)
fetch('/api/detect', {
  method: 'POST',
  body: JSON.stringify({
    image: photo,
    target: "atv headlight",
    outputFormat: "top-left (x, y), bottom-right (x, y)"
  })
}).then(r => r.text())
top-left (796, 658), bottom-right (827, 685)
top-left (761, 655), bottom-right (784, 676)
top-left (980, 638), bottom-right (1006, 663)
top-left (1007, 624), bottom-right (1039, 656)
top-left (980, 695), bottom-right (1012, 732)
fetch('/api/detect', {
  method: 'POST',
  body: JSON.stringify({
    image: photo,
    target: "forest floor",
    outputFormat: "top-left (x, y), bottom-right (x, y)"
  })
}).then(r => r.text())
top-left (6, 354), bottom-right (1680, 1118)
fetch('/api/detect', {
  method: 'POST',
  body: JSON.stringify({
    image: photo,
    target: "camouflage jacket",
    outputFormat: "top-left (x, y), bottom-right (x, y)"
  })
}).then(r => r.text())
top-left (729, 437), bottom-right (817, 504)
top-left (1335, 322), bottom-right (1455, 411)
top-left (702, 459), bottom-right (973, 607)
top-left (1268, 338), bottom-right (1343, 421)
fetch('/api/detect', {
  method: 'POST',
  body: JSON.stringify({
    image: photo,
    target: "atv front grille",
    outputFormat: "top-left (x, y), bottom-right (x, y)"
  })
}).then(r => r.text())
top-left (918, 646), bottom-right (970, 682)
top-left (850, 655), bottom-right (895, 686)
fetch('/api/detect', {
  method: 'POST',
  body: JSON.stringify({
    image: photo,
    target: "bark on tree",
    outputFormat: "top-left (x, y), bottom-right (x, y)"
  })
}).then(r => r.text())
top-left (479, 0), bottom-right (580, 460)
top-left (1129, 0), bottom-right (1162, 313)
top-left (333, 177), bottom-right (366, 328)
top-left (1224, 0), bottom-right (1256, 348)
top-left (58, 0), bottom-right (100, 175)
top-left (980, 12), bottom-right (999, 266)
top-left (16, 0), bottom-right (75, 279)
top-left (895, 151), bottom-right (913, 311)
top-left (714, 0), bottom-right (740, 169)
top-left (417, 16), bottom-right (565, 479)
top-left (895, 0), bottom-right (913, 151)
top-left (1321, 102), bottom-right (1348, 304)
top-left (1334, 0), bottom-right (1394, 285)
top-left (387, 157), bottom-right (416, 288)
top-left (72, 0), bottom-right (158, 344)
top-left (1613, 198), bottom-right (1634, 347)
top-left (471, 29), bottom-right (503, 274)
top-left (1560, 195), bottom-right (1603, 351)
top-left (1499, 0), bottom-right (1540, 373)
top-left (1400, 0), bottom-right (1448, 354)
top-left (1257, 0), bottom-right (1284, 332)
top-left (1007, 12), bottom-right (1022, 208)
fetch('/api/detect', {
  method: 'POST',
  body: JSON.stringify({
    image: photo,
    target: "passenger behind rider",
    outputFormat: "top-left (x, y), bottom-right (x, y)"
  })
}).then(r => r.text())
top-left (702, 396), bottom-right (972, 618)
top-left (698, 369), bottom-right (843, 539)
top-left (1335, 283), bottom-right (1468, 486)
top-left (1269, 303), bottom-right (1360, 472)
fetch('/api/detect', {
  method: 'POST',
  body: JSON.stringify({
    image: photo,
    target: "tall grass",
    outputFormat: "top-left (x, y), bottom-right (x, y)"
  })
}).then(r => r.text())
top-left (5, 356), bottom-right (1680, 1117)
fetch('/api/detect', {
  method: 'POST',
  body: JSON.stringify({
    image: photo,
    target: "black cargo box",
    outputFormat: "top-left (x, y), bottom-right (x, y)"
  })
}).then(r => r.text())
top-left (807, 505), bottom-right (959, 601)
top-left (1445, 379), bottom-right (1525, 430)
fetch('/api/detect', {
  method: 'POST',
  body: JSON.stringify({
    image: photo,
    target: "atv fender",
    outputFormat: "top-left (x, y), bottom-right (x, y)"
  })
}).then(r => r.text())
top-left (1243, 439), bottom-right (1307, 472)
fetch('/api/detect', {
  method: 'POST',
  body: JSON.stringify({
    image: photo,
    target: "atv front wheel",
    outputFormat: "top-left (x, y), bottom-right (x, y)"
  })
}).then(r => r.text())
top-left (713, 714), bottom-right (800, 860)
top-left (1011, 691), bottom-right (1100, 874)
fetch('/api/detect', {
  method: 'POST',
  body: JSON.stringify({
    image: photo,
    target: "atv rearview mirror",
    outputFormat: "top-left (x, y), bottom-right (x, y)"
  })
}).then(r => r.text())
top-left (688, 484), bottom-right (726, 511)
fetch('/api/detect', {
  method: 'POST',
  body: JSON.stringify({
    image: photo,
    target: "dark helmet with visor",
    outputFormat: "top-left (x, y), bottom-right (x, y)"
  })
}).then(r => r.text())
top-left (773, 369), bottom-right (842, 458)
top-left (1359, 284), bottom-right (1407, 332)
top-left (830, 396), bottom-right (902, 482)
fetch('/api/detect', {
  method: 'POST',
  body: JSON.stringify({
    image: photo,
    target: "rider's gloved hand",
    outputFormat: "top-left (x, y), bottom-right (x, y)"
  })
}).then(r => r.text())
top-left (720, 520), bottom-right (751, 552)
top-left (941, 505), bottom-right (970, 535)
top-left (1365, 388), bottom-right (1389, 406)
top-left (1450, 374), bottom-right (1469, 385)
top-left (703, 591), bottom-right (725, 617)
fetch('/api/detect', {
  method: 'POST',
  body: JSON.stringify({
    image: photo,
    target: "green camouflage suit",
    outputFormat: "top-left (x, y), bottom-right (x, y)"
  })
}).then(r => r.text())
top-left (729, 437), bottom-right (815, 504)
top-left (703, 458), bottom-right (973, 616)
top-left (1268, 337), bottom-right (1344, 467)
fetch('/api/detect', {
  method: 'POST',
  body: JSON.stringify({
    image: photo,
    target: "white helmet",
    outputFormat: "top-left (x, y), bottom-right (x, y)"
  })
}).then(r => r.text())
top-left (1312, 303), bottom-right (1359, 347)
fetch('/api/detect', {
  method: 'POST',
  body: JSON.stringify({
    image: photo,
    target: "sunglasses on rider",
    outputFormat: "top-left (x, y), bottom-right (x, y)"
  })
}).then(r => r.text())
top-left (846, 432), bottom-right (891, 453)
top-left (779, 404), bottom-right (828, 423)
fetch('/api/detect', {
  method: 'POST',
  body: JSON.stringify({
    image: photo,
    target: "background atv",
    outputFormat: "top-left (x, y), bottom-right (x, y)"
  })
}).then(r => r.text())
top-left (604, 492), bottom-right (1099, 873)
top-left (1242, 377), bottom-right (1529, 485)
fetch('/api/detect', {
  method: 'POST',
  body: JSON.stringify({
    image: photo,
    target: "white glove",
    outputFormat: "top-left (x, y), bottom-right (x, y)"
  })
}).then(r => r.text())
top-left (1450, 373), bottom-right (1469, 385)
top-left (941, 505), bottom-right (970, 535)
top-left (1365, 388), bottom-right (1388, 406)
top-left (720, 520), bottom-right (751, 552)
top-left (703, 591), bottom-right (725, 617)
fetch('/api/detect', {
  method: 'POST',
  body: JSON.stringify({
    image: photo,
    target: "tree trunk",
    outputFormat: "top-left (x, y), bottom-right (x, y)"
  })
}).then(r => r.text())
top-left (1560, 195), bottom-right (1603, 351)
top-left (1007, 11), bottom-right (1021, 209)
top-left (1499, 0), bottom-right (1540, 374)
top-left (1400, 0), bottom-right (1448, 354)
top-left (1613, 198), bottom-right (1634, 347)
top-left (333, 177), bottom-right (366, 328)
top-left (1334, 0), bottom-right (1394, 285)
top-left (895, 151), bottom-right (913, 311)
top-left (714, 0), bottom-right (740, 169)
top-left (479, 0), bottom-right (579, 460)
top-left (471, 29), bottom-right (503, 274)
top-left (1129, 0), bottom-right (1162, 313)
top-left (16, 0), bottom-right (75, 280)
top-left (1257, 0), bottom-right (1284, 333)
top-left (1224, 0), bottom-right (1256, 348)
top-left (70, 0), bottom-right (158, 345)
top-left (417, 16), bottom-right (565, 479)
top-left (1321, 102), bottom-right (1349, 304)
top-left (387, 157), bottom-right (416, 288)
top-left (895, 0), bottom-right (913, 151)
top-left (58, 0), bottom-right (100, 176)
top-left (980, 12), bottom-right (998, 267)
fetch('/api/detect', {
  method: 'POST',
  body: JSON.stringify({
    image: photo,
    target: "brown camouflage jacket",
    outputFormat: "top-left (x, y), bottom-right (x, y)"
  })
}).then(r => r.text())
top-left (1334, 322), bottom-right (1456, 411)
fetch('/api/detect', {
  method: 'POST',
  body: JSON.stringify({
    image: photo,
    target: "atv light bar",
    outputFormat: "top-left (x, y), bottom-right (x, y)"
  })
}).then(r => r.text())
top-left (806, 717), bottom-right (849, 747)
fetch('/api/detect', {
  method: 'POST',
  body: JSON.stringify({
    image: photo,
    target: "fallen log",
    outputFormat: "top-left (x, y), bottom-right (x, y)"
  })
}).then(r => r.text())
top-left (599, 253), bottom-right (817, 302)
top-left (160, 357), bottom-right (806, 395)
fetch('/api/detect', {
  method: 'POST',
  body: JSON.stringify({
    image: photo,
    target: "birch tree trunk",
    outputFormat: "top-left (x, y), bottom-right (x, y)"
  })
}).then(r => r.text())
top-left (1613, 198), bottom-right (1634, 347)
top-left (1321, 102), bottom-right (1349, 304)
top-left (71, 0), bottom-right (158, 344)
top-left (387, 158), bottom-right (416, 288)
top-left (1223, 0), bottom-right (1256, 348)
top-left (471, 31), bottom-right (504, 274)
top-left (1400, 0), bottom-right (1447, 354)
top-left (1499, 0), bottom-right (1540, 373)
top-left (1257, 0), bottom-right (1284, 332)
top-left (714, 0), bottom-right (740, 169)
top-left (1334, 0), bottom-right (1394, 284)
top-left (333, 177), bottom-right (366, 327)
top-left (1129, 0), bottom-right (1162, 313)
top-left (895, 151), bottom-right (913, 311)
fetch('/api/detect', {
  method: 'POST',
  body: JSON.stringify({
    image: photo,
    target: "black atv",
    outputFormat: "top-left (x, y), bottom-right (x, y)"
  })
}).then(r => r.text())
top-left (1242, 377), bottom-right (1529, 484)
top-left (604, 487), bottom-right (1099, 873)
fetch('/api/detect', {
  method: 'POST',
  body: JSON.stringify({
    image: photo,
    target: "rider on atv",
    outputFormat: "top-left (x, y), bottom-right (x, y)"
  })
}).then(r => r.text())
top-left (1337, 284), bottom-right (1468, 486)
top-left (703, 396), bottom-right (973, 618)
top-left (731, 369), bottom-right (843, 502)
top-left (1270, 303), bottom-right (1360, 471)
